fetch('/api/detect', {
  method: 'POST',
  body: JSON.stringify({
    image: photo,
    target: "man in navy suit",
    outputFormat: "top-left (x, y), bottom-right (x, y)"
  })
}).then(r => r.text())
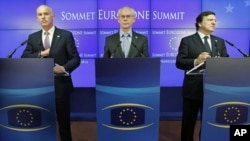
top-left (103, 6), bottom-right (149, 58)
top-left (176, 11), bottom-right (229, 141)
top-left (22, 5), bottom-right (80, 141)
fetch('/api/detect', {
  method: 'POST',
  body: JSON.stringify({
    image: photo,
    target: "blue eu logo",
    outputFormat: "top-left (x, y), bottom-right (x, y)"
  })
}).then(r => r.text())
top-left (207, 102), bottom-right (249, 128)
top-left (0, 104), bottom-right (52, 132)
top-left (101, 103), bottom-right (154, 131)
top-left (111, 107), bottom-right (145, 127)
top-left (216, 105), bottom-right (248, 124)
top-left (8, 108), bottom-right (41, 128)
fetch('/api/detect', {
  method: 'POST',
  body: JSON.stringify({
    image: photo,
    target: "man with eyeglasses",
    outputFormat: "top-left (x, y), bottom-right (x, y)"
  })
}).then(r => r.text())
top-left (103, 6), bottom-right (149, 58)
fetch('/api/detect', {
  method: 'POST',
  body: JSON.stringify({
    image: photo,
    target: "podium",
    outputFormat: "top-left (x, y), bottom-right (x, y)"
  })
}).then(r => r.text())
top-left (201, 58), bottom-right (250, 141)
top-left (0, 59), bottom-right (57, 141)
top-left (95, 58), bottom-right (161, 141)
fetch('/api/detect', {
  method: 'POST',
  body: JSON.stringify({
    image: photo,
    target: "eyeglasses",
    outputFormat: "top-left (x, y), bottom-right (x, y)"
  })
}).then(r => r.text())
top-left (119, 15), bottom-right (134, 19)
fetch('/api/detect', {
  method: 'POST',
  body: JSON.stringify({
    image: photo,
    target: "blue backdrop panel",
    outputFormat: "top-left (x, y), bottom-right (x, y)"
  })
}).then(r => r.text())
top-left (0, 58), bottom-right (57, 141)
top-left (95, 58), bottom-right (160, 141)
top-left (201, 58), bottom-right (250, 141)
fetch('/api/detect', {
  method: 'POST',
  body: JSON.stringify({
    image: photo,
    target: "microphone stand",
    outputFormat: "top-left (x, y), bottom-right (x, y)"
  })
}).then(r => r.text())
top-left (225, 40), bottom-right (249, 57)
top-left (7, 40), bottom-right (27, 58)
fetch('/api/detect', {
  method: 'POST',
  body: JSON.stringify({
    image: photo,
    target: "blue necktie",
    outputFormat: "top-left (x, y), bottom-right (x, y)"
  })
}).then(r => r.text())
top-left (44, 32), bottom-right (50, 49)
top-left (122, 33), bottom-right (130, 58)
top-left (204, 36), bottom-right (211, 54)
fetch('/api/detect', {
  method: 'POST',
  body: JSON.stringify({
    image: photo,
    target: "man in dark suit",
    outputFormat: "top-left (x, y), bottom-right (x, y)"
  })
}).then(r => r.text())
top-left (103, 6), bottom-right (149, 58)
top-left (21, 5), bottom-right (80, 141)
top-left (176, 11), bottom-right (229, 141)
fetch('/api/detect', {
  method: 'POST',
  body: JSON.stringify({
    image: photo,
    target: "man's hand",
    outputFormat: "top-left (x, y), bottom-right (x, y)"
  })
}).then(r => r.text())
top-left (53, 64), bottom-right (69, 75)
top-left (194, 52), bottom-right (211, 65)
top-left (41, 48), bottom-right (50, 57)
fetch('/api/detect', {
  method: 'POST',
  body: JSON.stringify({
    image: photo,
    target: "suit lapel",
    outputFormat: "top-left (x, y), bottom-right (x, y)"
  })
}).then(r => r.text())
top-left (193, 33), bottom-right (217, 57)
top-left (49, 28), bottom-right (62, 56)
top-left (127, 31), bottom-right (138, 57)
top-left (113, 33), bottom-right (125, 58)
top-left (37, 30), bottom-right (44, 50)
top-left (193, 33), bottom-right (205, 53)
top-left (210, 36), bottom-right (218, 57)
top-left (131, 31), bottom-right (138, 45)
top-left (51, 28), bottom-right (61, 49)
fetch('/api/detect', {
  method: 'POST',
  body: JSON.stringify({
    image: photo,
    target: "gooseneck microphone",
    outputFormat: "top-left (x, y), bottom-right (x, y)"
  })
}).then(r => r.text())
top-left (110, 41), bottom-right (121, 58)
top-left (7, 40), bottom-right (27, 58)
top-left (225, 40), bottom-right (249, 57)
top-left (131, 42), bottom-right (145, 57)
top-left (214, 40), bottom-right (220, 57)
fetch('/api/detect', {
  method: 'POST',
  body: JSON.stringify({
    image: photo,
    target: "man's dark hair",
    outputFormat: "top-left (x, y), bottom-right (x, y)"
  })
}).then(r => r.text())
top-left (195, 11), bottom-right (216, 30)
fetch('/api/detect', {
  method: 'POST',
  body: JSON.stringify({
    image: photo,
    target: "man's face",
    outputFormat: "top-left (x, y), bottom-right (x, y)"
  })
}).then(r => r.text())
top-left (36, 6), bottom-right (55, 29)
top-left (199, 14), bottom-right (216, 34)
top-left (118, 8), bottom-right (135, 31)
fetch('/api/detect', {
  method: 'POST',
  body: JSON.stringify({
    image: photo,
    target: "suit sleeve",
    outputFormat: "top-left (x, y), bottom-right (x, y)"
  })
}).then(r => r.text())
top-left (176, 38), bottom-right (197, 70)
top-left (103, 36), bottom-right (111, 58)
top-left (60, 32), bottom-right (80, 73)
top-left (21, 35), bottom-right (42, 58)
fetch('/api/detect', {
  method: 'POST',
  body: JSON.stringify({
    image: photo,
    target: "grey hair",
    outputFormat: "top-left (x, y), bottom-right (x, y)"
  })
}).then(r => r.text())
top-left (117, 6), bottom-right (136, 17)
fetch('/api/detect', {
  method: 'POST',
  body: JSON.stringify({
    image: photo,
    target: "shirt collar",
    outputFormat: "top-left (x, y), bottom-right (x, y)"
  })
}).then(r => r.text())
top-left (43, 26), bottom-right (55, 36)
top-left (120, 30), bottom-right (132, 38)
top-left (197, 31), bottom-right (210, 39)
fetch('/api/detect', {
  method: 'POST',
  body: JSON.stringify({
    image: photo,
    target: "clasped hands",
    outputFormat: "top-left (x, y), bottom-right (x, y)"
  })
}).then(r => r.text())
top-left (194, 52), bottom-right (211, 65)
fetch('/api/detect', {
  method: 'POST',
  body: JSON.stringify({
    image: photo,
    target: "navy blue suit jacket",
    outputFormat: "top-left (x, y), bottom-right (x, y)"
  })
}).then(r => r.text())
top-left (176, 32), bottom-right (229, 100)
top-left (22, 27), bottom-right (80, 97)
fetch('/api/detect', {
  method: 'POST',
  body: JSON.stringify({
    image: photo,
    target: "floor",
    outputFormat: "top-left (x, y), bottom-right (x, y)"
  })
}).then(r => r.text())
top-left (58, 120), bottom-right (201, 141)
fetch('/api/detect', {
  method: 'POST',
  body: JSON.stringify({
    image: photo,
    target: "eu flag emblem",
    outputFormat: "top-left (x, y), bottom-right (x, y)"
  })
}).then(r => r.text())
top-left (111, 107), bottom-right (145, 127)
top-left (216, 105), bottom-right (248, 124)
top-left (8, 108), bottom-right (42, 128)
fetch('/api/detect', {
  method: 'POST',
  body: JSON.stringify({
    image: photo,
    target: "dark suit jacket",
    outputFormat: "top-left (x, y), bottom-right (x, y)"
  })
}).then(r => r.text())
top-left (103, 31), bottom-right (149, 58)
top-left (176, 32), bottom-right (229, 100)
top-left (22, 27), bottom-right (80, 98)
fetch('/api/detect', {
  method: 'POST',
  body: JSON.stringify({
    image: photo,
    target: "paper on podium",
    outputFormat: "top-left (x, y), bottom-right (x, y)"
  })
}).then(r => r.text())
top-left (54, 63), bottom-right (70, 76)
top-left (186, 62), bottom-right (205, 75)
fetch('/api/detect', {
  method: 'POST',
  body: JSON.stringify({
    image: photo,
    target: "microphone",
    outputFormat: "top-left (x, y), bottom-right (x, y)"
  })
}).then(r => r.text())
top-left (225, 40), bottom-right (249, 57)
top-left (131, 42), bottom-right (145, 57)
top-left (214, 40), bottom-right (220, 57)
top-left (110, 41), bottom-right (121, 58)
top-left (7, 40), bottom-right (27, 58)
